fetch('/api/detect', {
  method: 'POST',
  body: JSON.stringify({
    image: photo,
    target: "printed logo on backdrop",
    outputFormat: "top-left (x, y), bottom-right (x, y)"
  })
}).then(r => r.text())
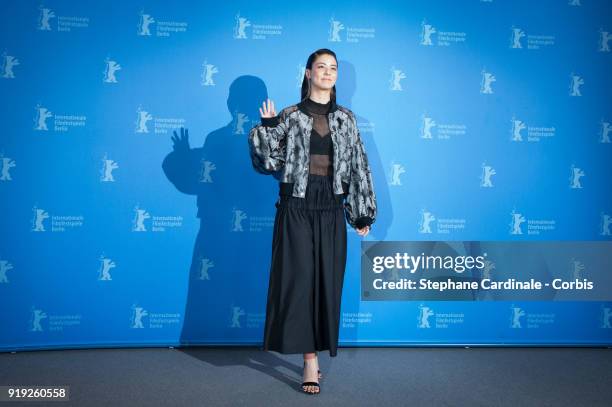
top-left (569, 164), bottom-right (585, 189)
top-left (0, 152), bottom-right (16, 181)
top-left (599, 28), bottom-right (611, 52)
top-left (328, 16), bottom-right (375, 43)
top-left (137, 10), bottom-right (187, 37)
top-left (418, 208), bottom-right (466, 234)
top-left (231, 207), bottom-right (274, 232)
top-left (480, 162), bottom-right (496, 187)
top-left (0, 258), bottom-right (13, 283)
top-left (600, 213), bottom-right (611, 236)
top-left (482, 259), bottom-right (496, 281)
top-left (29, 306), bottom-right (81, 332)
top-left (134, 106), bottom-right (185, 134)
top-left (131, 204), bottom-right (183, 232)
top-left (33, 104), bottom-right (86, 132)
top-left (30, 206), bottom-right (84, 232)
top-left (509, 209), bottom-right (556, 236)
top-left (103, 57), bottom-right (121, 83)
top-left (389, 161), bottom-right (405, 186)
top-left (201, 59), bottom-right (218, 86)
top-left (196, 255), bottom-right (214, 280)
top-left (389, 66), bottom-right (406, 91)
top-left (420, 114), bottom-right (467, 140)
top-left (417, 304), bottom-right (464, 328)
top-left (36, 5), bottom-right (89, 32)
top-left (233, 12), bottom-right (282, 40)
top-left (509, 305), bottom-right (555, 328)
top-left (509, 26), bottom-right (555, 50)
top-left (97, 255), bottom-right (116, 281)
top-left (358, 121), bottom-right (374, 134)
top-left (199, 159), bottom-right (216, 183)
top-left (569, 72), bottom-right (584, 96)
top-left (130, 303), bottom-right (180, 329)
top-left (233, 110), bottom-right (250, 134)
top-left (229, 304), bottom-right (264, 328)
top-left (480, 69), bottom-right (496, 94)
top-left (600, 120), bottom-right (611, 143)
top-left (341, 312), bottom-right (373, 328)
top-left (1, 52), bottom-right (19, 79)
top-left (419, 19), bottom-right (466, 47)
top-left (510, 115), bottom-right (556, 142)
top-left (570, 257), bottom-right (586, 280)
top-left (601, 305), bottom-right (612, 328)
top-left (100, 153), bottom-right (118, 182)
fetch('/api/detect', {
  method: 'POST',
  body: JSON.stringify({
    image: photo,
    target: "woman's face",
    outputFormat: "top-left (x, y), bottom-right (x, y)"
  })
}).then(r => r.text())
top-left (307, 54), bottom-right (338, 92)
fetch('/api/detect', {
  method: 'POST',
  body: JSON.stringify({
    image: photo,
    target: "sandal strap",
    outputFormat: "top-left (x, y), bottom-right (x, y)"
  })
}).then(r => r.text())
top-left (301, 382), bottom-right (319, 386)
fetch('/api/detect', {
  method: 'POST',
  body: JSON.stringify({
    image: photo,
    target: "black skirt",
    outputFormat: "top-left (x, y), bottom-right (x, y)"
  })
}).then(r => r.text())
top-left (262, 174), bottom-right (347, 357)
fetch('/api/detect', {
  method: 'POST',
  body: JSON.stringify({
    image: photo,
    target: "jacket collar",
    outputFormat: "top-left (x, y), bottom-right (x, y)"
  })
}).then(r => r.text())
top-left (297, 97), bottom-right (338, 116)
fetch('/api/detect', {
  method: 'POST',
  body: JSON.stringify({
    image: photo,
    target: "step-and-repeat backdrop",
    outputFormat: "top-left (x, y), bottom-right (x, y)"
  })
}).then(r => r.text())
top-left (1, 0), bottom-right (611, 351)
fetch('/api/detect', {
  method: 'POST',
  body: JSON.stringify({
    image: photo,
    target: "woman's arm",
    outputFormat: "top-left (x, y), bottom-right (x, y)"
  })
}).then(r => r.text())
top-left (248, 99), bottom-right (288, 175)
top-left (344, 113), bottom-right (377, 230)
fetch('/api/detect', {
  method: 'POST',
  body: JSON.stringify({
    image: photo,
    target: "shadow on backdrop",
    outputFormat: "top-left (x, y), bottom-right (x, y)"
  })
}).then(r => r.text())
top-left (162, 75), bottom-right (279, 345)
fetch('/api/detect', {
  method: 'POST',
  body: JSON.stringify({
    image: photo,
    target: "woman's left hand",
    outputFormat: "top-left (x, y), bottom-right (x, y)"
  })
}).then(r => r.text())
top-left (356, 225), bottom-right (370, 237)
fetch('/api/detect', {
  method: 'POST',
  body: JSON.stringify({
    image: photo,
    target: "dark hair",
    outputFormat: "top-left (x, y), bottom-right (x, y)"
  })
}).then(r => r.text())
top-left (301, 48), bottom-right (338, 103)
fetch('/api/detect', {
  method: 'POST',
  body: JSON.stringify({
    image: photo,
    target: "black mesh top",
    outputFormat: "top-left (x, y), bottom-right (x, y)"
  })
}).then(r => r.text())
top-left (303, 97), bottom-right (333, 176)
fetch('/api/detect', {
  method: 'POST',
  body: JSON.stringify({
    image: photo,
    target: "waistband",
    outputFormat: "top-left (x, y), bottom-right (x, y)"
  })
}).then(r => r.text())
top-left (275, 195), bottom-right (345, 210)
top-left (276, 177), bottom-right (345, 210)
top-left (278, 178), bottom-right (349, 197)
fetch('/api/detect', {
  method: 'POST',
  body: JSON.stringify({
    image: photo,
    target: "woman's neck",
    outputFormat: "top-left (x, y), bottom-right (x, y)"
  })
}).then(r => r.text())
top-left (303, 96), bottom-right (331, 114)
top-left (308, 88), bottom-right (331, 104)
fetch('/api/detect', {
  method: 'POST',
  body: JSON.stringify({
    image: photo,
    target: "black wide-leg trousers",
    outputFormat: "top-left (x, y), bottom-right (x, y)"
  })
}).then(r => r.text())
top-left (262, 174), bottom-right (347, 357)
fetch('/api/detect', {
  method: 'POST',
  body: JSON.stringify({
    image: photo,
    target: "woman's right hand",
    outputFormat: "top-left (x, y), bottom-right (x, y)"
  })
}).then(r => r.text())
top-left (259, 98), bottom-right (276, 118)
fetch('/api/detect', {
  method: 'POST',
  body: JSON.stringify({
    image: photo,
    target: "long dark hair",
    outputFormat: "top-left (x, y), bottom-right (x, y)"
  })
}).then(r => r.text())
top-left (301, 48), bottom-right (338, 103)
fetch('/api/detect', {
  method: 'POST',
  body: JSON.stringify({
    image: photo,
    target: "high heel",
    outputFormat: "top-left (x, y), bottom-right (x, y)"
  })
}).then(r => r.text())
top-left (300, 360), bottom-right (320, 394)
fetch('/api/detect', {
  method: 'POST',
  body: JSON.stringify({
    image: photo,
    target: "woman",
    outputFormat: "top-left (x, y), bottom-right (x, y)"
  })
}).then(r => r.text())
top-left (248, 48), bottom-right (377, 394)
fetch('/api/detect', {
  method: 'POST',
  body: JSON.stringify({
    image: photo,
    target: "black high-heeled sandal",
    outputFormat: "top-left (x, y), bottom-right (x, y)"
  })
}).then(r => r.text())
top-left (301, 360), bottom-right (320, 394)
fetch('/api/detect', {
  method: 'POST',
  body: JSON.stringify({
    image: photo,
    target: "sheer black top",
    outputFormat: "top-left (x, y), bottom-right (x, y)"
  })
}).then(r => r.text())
top-left (303, 97), bottom-right (333, 176)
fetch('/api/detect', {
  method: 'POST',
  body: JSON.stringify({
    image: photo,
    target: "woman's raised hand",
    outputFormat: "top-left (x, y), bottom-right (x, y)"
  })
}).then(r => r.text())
top-left (259, 98), bottom-right (277, 118)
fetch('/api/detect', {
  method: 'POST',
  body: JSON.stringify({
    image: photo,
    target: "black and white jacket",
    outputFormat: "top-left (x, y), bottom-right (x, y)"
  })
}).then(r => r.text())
top-left (248, 98), bottom-right (377, 230)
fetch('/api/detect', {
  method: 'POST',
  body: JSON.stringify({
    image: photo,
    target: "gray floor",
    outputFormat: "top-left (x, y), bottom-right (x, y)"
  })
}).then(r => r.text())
top-left (1, 346), bottom-right (611, 406)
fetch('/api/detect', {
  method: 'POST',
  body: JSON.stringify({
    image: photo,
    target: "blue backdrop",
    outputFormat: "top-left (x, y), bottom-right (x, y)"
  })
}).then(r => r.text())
top-left (1, 0), bottom-right (611, 352)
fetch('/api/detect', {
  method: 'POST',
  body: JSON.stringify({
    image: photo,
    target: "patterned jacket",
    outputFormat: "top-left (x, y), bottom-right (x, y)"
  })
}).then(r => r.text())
top-left (248, 98), bottom-right (377, 230)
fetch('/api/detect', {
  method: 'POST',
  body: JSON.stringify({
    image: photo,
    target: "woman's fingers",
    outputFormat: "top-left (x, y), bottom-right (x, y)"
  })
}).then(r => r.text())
top-left (356, 226), bottom-right (370, 236)
top-left (260, 98), bottom-right (276, 118)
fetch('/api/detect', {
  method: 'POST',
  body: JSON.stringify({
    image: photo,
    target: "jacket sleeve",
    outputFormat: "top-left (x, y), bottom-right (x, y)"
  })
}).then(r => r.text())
top-left (344, 113), bottom-right (377, 230)
top-left (248, 109), bottom-right (288, 175)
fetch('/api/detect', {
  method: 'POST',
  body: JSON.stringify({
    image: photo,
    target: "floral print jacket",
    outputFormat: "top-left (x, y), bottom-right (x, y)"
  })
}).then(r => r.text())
top-left (248, 98), bottom-right (377, 230)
